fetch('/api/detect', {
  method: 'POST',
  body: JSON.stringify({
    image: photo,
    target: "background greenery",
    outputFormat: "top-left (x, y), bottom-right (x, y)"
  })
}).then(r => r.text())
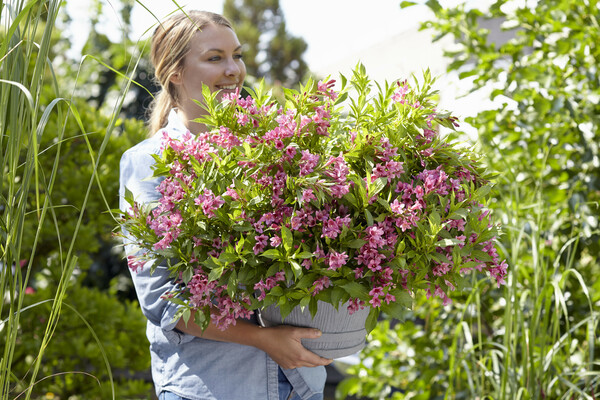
top-left (1, 0), bottom-right (598, 399)
top-left (338, 0), bottom-right (599, 399)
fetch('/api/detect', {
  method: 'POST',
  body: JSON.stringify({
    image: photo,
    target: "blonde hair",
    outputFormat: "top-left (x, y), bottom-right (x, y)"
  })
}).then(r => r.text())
top-left (147, 10), bottom-right (233, 135)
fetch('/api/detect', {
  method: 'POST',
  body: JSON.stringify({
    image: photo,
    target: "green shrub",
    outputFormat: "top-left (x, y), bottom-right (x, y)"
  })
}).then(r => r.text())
top-left (6, 282), bottom-right (152, 399)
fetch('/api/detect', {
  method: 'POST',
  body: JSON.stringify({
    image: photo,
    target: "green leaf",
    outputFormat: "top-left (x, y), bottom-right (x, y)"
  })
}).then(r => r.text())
top-left (474, 184), bottom-right (491, 199)
top-left (430, 252), bottom-right (451, 264)
top-left (218, 252), bottom-right (238, 264)
top-left (235, 236), bottom-right (245, 253)
top-left (309, 297), bottom-right (319, 318)
top-left (261, 249), bottom-right (282, 259)
top-left (341, 282), bottom-right (370, 299)
top-left (270, 286), bottom-right (284, 297)
top-left (278, 301), bottom-right (295, 320)
top-left (394, 289), bottom-right (413, 308)
top-left (365, 307), bottom-right (379, 334)
top-left (429, 209), bottom-right (441, 227)
top-left (178, 308), bottom-right (191, 330)
top-left (299, 295), bottom-right (311, 309)
top-left (208, 266), bottom-right (224, 282)
top-left (123, 186), bottom-right (134, 205)
top-left (202, 256), bottom-right (220, 270)
top-left (343, 192), bottom-right (359, 208)
top-left (376, 197), bottom-right (392, 212)
top-left (395, 240), bottom-right (406, 255)
top-left (435, 238), bottom-right (463, 247)
top-left (297, 273), bottom-right (315, 289)
top-left (472, 249), bottom-right (493, 262)
top-left (294, 251), bottom-right (314, 259)
top-left (351, 175), bottom-right (368, 207)
top-left (400, 1), bottom-right (417, 8)
top-left (248, 194), bottom-right (265, 206)
top-left (330, 286), bottom-right (347, 306)
top-left (380, 299), bottom-right (409, 320)
top-left (289, 260), bottom-right (302, 280)
top-left (335, 377), bottom-right (359, 399)
top-left (346, 238), bottom-right (367, 249)
top-left (368, 177), bottom-right (387, 197)
top-left (365, 209), bottom-right (374, 226)
top-left (447, 209), bottom-right (468, 220)
top-left (387, 256), bottom-right (407, 269)
top-left (281, 226), bottom-right (293, 253)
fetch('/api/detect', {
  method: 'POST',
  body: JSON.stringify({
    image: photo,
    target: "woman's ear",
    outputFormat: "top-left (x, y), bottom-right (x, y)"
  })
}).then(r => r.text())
top-left (170, 72), bottom-right (183, 85)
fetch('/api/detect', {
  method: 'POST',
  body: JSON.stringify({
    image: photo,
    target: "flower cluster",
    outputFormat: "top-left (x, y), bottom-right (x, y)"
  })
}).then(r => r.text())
top-left (120, 66), bottom-right (506, 332)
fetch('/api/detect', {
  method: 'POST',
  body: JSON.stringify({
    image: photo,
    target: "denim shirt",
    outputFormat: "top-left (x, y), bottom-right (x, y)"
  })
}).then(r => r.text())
top-left (119, 110), bottom-right (326, 400)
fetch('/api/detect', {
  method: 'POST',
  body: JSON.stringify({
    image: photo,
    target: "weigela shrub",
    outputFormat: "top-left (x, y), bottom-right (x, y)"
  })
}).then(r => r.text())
top-left (120, 65), bottom-right (506, 332)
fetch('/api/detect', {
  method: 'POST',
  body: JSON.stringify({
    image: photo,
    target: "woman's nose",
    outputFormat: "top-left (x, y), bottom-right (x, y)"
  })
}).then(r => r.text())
top-left (225, 58), bottom-right (241, 77)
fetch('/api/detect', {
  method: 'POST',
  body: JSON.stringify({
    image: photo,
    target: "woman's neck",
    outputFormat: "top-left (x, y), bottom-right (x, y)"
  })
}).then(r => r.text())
top-left (177, 108), bottom-right (208, 134)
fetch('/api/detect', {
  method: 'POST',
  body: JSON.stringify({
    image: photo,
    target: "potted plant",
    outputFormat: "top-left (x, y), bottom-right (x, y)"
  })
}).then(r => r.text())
top-left (119, 65), bottom-right (506, 358)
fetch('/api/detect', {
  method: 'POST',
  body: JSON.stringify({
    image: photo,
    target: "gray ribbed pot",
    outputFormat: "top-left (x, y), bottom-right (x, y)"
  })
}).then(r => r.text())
top-left (257, 301), bottom-right (370, 359)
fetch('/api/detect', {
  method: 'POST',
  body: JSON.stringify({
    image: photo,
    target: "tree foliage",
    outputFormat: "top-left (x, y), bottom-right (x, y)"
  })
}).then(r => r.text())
top-left (223, 0), bottom-right (309, 87)
top-left (423, 0), bottom-right (599, 243)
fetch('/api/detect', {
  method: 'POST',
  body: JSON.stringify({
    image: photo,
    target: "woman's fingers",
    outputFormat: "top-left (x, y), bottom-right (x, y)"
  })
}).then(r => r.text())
top-left (257, 325), bottom-right (333, 369)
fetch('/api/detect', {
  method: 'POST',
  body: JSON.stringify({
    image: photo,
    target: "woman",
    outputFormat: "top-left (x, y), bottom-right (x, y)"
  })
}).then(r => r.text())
top-left (119, 10), bottom-right (331, 400)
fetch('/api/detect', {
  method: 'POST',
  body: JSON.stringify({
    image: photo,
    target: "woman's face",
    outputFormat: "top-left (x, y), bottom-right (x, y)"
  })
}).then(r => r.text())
top-left (171, 24), bottom-right (246, 119)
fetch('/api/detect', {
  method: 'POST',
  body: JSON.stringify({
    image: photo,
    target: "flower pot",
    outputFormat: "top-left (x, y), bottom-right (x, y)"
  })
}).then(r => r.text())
top-left (257, 301), bottom-right (370, 359)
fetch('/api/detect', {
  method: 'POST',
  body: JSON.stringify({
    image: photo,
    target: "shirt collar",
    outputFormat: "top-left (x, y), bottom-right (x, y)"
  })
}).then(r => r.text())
top-left (164, 109), bottom-right (189, 137)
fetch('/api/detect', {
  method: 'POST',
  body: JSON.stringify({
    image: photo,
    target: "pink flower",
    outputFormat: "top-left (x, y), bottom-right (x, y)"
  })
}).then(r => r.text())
top-left (237, 112), bottom-right (249, 126)
top-left (302, 188), bottom-right (316, 203)
top-left (432, 262), bottom-right (452, 276)
top-left (194, 189), bottom-right (225, 218)
top-left (433, 285), bottom-right (452, 306)
top-left (284, 146), bottom-right (297, 160)
top-left (390, 198), bottom-right (406, 215)
top-left (327, 250), bottom-right (348, 270)
top-left (330, 184), bottom-right (350, 198)
top-left (383, 293), bottom-right (396, 304)
top-left (253, 234), bottom-right (269, 255)
top-left (347, 298), bottom-right (366, 315)
top-left (127, 255), bottom-right (146, 273)
top-left (317, 79), bottom-right (338, 100)
top-left (392, 80), bottom-right (409, 104)
top-left (312, 276), bottom-right (331, 295)
top-left (322, 218), bottom-right (341, 239)
top-left (299, 150), bottom-right (320, 176)
top-left (369, 297), bottom-right (381, 308)
top-left (270, 236), bottom-right (282, 247)
top-left (224, 186), bottom-right (240, 200)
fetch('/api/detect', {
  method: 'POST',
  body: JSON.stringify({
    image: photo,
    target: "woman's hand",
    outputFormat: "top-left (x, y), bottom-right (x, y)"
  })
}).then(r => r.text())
top-left (254, 325), bottom-right (333, 369)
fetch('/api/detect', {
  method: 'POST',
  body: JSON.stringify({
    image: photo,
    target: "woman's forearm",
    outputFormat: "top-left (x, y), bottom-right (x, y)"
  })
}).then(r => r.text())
top-left (174, 312), bottom-right (332, 369)
top-left (175, 312), bottom-right (265, 347)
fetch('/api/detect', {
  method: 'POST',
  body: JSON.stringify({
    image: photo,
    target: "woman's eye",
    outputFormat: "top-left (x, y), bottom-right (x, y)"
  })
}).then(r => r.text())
top-left (208, 56), bottom-right (221, 62)
top-left (234, 54), bottom-right (243, 60)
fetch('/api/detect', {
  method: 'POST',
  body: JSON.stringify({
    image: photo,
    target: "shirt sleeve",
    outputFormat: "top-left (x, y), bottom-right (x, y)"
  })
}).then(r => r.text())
top-left (119, 144), bottom-right (195, 345)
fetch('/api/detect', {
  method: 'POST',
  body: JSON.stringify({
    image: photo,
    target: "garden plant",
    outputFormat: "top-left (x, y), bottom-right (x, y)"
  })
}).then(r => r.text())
top-left (119, 66), bottom-right (506, 337)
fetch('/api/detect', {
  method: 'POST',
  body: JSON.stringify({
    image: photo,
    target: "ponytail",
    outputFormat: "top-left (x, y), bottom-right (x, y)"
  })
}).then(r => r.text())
top-left (147, 89), bottom-right (174, 136)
